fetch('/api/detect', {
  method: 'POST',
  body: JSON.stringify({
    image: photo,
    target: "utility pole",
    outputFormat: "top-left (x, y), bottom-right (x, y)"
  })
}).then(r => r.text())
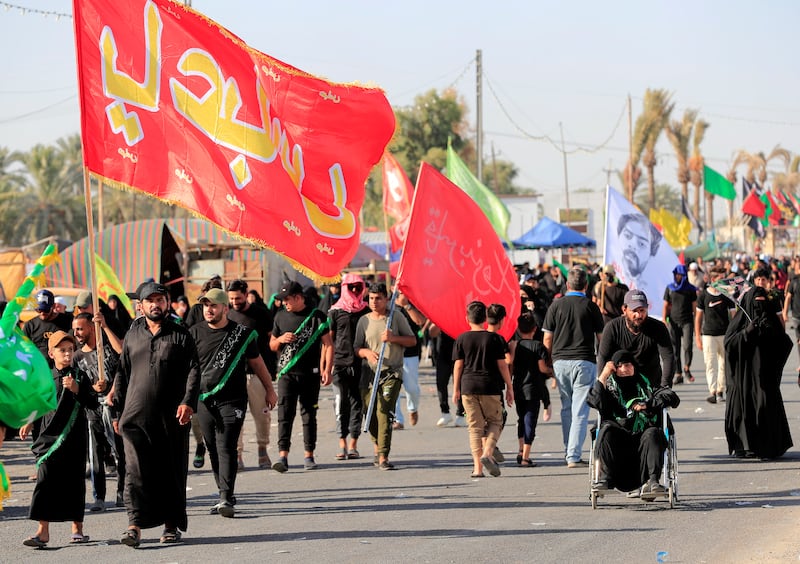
top-left (627, 94), bottom-right (633, 202)
top-left (559, 122), bottom-right (570, 225)
top-left (476, 49), bottom-right (483, 183)
top-left (602, 159), bottom-right (614, 187)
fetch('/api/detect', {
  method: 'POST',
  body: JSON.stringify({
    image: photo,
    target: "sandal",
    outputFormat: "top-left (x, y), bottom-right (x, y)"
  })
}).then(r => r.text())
top-left (160, 528), bottom-right (182, 544)
top-left (335, 448), bottom-right (347, 460)
top-left (520, 458), bottom-right (537, 467)
top-left (470, 472), bottom-right (485, 478)
top-left (23, 535), bottom-right (47, 548)
top-left (70, 533), bottom-right (90, 544)
top-left (347, 449), bottom-right (360, 460)
top-left (684, 369), bottom-right (695, 383)
top-left (120, 528), bottom-right (140, 548)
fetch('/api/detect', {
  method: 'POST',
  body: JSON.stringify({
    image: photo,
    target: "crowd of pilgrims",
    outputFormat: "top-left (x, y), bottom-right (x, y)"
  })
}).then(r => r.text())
top-left (5, 250), bottom-right (800, 547)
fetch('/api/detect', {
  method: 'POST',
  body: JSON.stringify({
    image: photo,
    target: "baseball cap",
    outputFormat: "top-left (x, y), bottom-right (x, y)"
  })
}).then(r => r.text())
top-left (48, 330), bottom-right (76, 351)
top-left (276, 281), bottom-right (303, 300)
top-left (75, 290), bottom-right (92, 308)
top-left (138, 281), bottom-right (169, 301)
top-left (35, 289), bottom-right (55, 313)
top-left (198, 288), bottom-right (228, 305)
top-left (623, 289), bottom-right (648, 310)
top-left (602, 264), bottom-right (615, 275)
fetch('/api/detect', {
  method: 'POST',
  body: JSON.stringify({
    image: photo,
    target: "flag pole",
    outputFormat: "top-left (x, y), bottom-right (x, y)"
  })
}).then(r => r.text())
top-left (83, 168), bottom-right (106, 382)
top-left (362, 286), bottom-right (399, 433)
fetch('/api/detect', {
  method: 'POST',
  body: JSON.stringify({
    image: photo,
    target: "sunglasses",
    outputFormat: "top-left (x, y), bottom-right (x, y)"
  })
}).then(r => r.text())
top-left (346, 283), bottom-right (364, 292)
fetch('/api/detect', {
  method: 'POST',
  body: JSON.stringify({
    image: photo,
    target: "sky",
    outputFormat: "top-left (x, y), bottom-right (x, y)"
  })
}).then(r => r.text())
top-left (2, 0), bottom-right (800, 205)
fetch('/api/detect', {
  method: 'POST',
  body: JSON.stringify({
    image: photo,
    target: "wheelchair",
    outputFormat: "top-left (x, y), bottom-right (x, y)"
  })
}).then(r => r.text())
top-left (589, 408), bottom-right (678, 509)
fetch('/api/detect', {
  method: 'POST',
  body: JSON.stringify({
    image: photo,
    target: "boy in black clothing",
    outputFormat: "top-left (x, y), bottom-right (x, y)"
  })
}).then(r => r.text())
top-left (453, 301), bottom-right (514, 478)
top-left (510, 313), bottom-right (552, 467)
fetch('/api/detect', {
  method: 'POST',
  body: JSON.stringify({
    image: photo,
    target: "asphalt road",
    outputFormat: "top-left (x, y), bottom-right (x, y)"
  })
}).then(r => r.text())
top-left (2, 355), bottom-right (800, 563)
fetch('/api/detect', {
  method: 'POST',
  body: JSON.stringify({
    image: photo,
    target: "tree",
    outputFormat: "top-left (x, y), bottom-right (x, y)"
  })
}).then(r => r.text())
top-left (634, 183), bottom-right (682, 218)
top-left (664, 109), bottom-right (698, 203)
top-left (10, 141), bottom-right (86, 245)
top-left (622, 104), bottom-right (650, 202)
top-left (0, 147), bottom-right (24, 246)
top-left (640, 89), bottom-right (674, 209)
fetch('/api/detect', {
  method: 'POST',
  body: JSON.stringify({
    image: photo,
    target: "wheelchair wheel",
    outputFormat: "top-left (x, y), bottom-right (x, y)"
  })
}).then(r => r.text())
top-left (591, 490), bottom-right (599, 510)
top-left (668, 435), bottom-right (678, 507)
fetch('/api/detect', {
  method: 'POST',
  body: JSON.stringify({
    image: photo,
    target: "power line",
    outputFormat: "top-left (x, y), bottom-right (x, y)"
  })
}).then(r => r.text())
top-left (0, 85), bottom-right (74, 95)
top-left (0, 94), bottom-right (76, 124)
top-left (484, 74), bottom-right (627, 155)
top-left (393, 57), bottom-right (475, 100)
top-left (0, 1), bottom-right (72, 19)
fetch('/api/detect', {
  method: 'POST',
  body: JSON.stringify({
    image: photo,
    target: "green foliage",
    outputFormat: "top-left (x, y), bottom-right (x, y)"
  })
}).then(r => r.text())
top-left (634, 183), bottom-right (681, 217)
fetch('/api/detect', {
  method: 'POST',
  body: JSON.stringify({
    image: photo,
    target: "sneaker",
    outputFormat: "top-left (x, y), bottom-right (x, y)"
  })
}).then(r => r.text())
top-left (640, 479), bottom-right (666, 501)
top-left (480, 456), bottom-right (501, 477)
top-left (717, 393), bottom-right (725, 402)
top-left (409, 411), bottom-right (419, 426)
top-left (272, 457), bottom-right (288, 473)
top-left (90, 499), bottom-right (105, 512)
top-left (673, 374), bottom-right (684, 385)
top-left (566, 460), bottom-right (589, 468)
top-left (303, 456), bottom-right (319, 470)
top-left (706, 394), bottom-right (717, 404)
top-left (115, 493), bottom-right (125, 508)
top-left (258, 448), bottom-right (271, 469)
top-left (454, 415), bottom-right (467, 427)
top-left (211, 501), bottom-right (236, 519)
top-left (493, 447), bottom-right (505, 463)
top-left (626, 488), bottom-right (641, 499)
top-left (378, 460), bottom-right (396, 471)
top-left (193, 444), bottom-right (206, 469)
top-left (436, 413), bottom-right (453, 427)
top-left (592, 479), bottom-right (609, 491)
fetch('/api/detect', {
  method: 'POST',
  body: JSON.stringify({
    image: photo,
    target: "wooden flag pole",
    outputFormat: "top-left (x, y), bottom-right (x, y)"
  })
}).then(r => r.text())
top-left (83, 169), bottom-right (106, 382)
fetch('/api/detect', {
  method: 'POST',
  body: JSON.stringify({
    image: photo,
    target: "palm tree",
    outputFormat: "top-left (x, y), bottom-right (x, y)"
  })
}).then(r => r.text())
top-left (665, 109), bottom-right (698, 203)
top-left (640, 89), bottom-right (674, 209)
top-left (11, 143), bottom-right (86, 245)
top-left (0, 147), bottom-right (25, 246)
top-left (688, 119), bottom-right (710, 225)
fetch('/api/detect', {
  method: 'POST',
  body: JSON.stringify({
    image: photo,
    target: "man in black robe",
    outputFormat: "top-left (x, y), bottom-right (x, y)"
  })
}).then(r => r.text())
top-left (114, 282), bottom-right (200, 547)
top-left (724, 286), bottom-right (793, 460)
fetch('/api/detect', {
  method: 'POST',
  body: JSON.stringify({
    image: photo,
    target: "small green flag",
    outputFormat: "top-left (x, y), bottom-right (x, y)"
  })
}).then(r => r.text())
top-left (552, 258), bottom-right (569, 277)
top-left (446, 141), bottom-right (510, 240)
top-left (703, 165), bottom-right (736, 201)
top-left (758, 192), bottom-right (773, 227)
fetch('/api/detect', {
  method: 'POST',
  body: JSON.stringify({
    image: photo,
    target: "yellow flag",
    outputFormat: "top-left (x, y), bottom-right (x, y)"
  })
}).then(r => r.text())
top-left (95, 254), bottom-right (135, 317)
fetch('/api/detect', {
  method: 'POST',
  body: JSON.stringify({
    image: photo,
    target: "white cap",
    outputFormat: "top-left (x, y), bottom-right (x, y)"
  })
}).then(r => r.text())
top-left (54, 296), bottom-right (68, 306)
top-left (688, 262), bottom-right (698, 270)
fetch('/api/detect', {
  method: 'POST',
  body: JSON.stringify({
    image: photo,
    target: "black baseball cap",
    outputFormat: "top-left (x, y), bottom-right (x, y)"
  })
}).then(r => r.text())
top-left (138, 281), bottom-right (169, 301)
top-left (623, 289), bottom-right (648, 310)
top-left (276, 281), bottom-right (303, 300)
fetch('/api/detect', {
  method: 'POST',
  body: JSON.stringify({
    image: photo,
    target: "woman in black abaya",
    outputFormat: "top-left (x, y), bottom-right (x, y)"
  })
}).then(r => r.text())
top-left (724, 286), bottom-right (793, 459)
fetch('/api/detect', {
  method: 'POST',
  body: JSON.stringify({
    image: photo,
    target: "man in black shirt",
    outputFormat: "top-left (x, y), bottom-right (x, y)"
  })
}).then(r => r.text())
top-left (695, 267), bottom-right (734, 403)
top-left (23, 290), bottom-right (73, 367)
top-left (269, 281), bottom-right (333, 473)
top-left (226, 279), bottom-right (276, 470)
top-left (598, 289), bottom-right (675, 389)
top-left (592, 264), bottom-right (629, 326)
top-left (190, 288), bottom-right (277, 518)
top-left (662, 264), bottom-right (697, 384)
top-left (782, 269), bottom-right (800, 375)
top-left (542, 267), bottom-right (604, 468)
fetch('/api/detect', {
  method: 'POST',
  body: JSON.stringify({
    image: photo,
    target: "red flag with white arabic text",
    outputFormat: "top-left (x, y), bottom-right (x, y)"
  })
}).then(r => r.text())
top-left (382, 152), bottom-right (413, 222)
top-left (396, 163), bottom-right (520, 340)
top-left (73, 0), bottom-right (395, 280)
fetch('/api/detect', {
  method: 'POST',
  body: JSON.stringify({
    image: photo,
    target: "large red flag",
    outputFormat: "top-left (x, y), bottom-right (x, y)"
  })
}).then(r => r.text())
top-left (73, 0), bottom-right (395, 280)
top-left (382, 152), bottom-right (413, 222)
top-left (396, 163), bottom-right (520, 341)
top-left (741, 189), bottom-right (766, 218)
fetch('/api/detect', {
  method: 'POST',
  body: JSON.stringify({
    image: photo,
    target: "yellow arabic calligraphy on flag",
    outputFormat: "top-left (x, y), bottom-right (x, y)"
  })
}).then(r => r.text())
top-left (73, 0), bottom-right (395, 280)
top-left (648, 208), bottom-right (692, 249)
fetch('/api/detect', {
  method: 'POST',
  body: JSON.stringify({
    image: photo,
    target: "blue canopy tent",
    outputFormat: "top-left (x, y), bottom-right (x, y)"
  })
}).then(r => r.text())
top-left (512, 217), bottom-right (596, 249)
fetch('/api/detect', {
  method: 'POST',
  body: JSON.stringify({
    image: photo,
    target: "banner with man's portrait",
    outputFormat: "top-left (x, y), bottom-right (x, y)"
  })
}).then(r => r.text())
top-left (603, 187), bottom-right (679, 320)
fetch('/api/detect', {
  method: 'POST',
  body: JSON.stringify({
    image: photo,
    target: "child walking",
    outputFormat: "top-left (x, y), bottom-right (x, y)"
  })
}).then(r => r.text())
top-left (453, 301), bottom-right (514, 477)
top-left (20, 331), bottom-right (98, 548)
top-left (510, 313), bottom-right (552, 467)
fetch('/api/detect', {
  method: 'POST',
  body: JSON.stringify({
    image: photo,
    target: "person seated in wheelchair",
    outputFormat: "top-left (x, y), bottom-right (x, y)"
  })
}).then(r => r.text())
top-left (587, 349), bottom-right (680, 500)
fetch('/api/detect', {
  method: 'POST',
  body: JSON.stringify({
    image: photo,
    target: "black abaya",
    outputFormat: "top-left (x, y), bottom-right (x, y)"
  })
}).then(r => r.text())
top-left (724, 287), bottom-right (793, 459)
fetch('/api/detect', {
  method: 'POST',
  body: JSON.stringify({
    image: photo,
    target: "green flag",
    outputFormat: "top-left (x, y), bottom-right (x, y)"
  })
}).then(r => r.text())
top-left (703, 165), bottom-right (736, 200)
top-left (552, 258), bottom-right (569, 277)
top-left (446, 142), bottom-right (510, 240)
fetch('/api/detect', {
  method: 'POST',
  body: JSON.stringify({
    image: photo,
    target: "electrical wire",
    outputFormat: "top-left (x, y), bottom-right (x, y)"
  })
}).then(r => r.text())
top-left (485, 74), bottom-right (627, 155)
top-left (0, 1), bottom-right (72, 19)
top-left (0, 94), bottom-right (76, 124)
top-left (393, 57), bottom-right (475, 100)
